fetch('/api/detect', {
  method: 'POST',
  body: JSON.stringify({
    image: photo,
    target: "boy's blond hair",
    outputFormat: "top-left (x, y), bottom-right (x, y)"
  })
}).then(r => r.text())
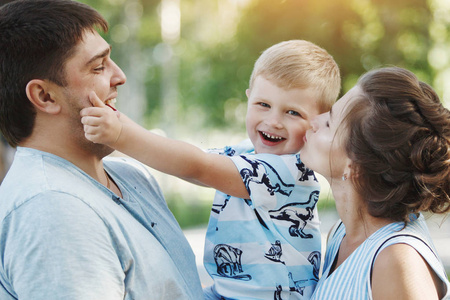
top-left (249, 40), bottom-right (341, 113)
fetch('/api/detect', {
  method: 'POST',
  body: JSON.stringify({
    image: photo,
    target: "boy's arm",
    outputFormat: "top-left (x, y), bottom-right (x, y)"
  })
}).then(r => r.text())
top-left (80, 92), bottom-right (249, 198)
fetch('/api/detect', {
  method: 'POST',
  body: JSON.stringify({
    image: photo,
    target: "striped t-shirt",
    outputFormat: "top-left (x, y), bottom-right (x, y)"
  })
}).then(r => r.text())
top-left (203, 141), bottom-right (322, 299)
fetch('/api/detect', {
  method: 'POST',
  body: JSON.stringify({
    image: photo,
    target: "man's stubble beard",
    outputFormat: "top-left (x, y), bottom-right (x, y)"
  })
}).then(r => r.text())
top-left (66, 93), bottom-right (115, 159)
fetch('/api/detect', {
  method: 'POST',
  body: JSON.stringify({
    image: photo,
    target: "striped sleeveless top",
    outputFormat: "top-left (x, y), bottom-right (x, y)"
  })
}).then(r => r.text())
top-left (311, 214), bottom-right (450, 300)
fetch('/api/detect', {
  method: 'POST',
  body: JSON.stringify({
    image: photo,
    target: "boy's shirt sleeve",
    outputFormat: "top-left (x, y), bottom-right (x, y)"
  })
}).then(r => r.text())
top-left (207, 138), bottom-right (254, 156)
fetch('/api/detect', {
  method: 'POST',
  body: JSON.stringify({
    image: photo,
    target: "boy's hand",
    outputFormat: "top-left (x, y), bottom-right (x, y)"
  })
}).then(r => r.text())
top-left (80, 91), bottom-right (122, 146)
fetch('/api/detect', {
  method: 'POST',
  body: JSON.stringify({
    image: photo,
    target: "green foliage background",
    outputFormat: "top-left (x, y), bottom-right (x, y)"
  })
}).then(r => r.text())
top-left (80, 0), bottom-right (449, 227)
top-left (83, 0), bottom-right (449, 128)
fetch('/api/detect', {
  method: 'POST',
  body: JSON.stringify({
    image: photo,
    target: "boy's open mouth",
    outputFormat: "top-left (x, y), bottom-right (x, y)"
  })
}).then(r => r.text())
top-left (259, 131), bottom-right (285, 143)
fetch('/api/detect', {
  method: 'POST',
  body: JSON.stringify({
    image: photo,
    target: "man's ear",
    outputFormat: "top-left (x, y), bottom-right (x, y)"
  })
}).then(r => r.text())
top-left (25, 79), bottom-right (61, 114)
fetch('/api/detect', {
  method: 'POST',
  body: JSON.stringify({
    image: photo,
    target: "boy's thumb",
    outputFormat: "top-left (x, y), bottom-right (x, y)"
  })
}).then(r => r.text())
top-left (88, 91), bottom-right (105, 108)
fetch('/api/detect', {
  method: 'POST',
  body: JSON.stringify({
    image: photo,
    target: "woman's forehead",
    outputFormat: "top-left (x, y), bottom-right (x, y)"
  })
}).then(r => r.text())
top-left (332, 86), bottom-right (362, 119)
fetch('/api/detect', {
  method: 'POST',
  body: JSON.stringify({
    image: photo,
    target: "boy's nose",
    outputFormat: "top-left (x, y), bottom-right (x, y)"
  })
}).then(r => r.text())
top-left (266, 112), bottom-right (283, 129)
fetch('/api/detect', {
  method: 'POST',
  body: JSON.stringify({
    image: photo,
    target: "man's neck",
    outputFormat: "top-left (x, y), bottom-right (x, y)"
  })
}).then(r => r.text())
top-left (20, 137), bottom-right (107, 183)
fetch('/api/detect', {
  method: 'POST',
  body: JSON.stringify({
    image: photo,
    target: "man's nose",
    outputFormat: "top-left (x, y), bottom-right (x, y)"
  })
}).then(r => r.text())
top-left (111, 60), bottom-right (126, 87)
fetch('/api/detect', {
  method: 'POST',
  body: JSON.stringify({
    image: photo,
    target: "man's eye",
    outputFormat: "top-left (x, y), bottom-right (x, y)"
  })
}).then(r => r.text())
top-left (94, 66), bottom-right (105, 72)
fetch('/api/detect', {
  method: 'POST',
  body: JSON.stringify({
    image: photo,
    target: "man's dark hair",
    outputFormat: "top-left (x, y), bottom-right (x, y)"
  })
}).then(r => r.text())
top-left (0, 1), bottom-right (13, 7)
top-left (0, 0), bottom-right (108, 147)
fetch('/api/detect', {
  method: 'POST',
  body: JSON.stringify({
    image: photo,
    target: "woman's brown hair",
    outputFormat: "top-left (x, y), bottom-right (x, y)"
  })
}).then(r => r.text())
top-left (342, 67), bottom-right (450, 223)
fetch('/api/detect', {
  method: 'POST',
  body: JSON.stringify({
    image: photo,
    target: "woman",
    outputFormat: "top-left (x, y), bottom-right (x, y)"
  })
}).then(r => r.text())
top-left (302, 67), bottom-right (450, 299)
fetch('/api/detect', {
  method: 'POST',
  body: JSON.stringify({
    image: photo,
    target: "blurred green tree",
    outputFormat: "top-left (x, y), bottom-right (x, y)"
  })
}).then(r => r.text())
top-left (82, 0), bottom-right (444, 131)
top-left (182, 0), bottom-right (434, 130)
top-left (171, 0), bottom-right (440, 135)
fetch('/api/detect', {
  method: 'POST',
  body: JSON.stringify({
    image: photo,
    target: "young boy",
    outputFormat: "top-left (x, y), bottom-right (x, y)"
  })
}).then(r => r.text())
top-left (81, 40), bottom-right (340, 299)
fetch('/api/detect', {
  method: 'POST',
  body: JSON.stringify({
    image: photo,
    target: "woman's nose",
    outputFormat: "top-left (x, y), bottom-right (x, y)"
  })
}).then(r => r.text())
top-left (310, 116), bottom-right (320, 132)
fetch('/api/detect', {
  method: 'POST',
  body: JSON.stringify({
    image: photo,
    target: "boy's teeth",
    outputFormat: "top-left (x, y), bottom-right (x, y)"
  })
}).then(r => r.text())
top-left (262, 132), bottom-right (282, 140)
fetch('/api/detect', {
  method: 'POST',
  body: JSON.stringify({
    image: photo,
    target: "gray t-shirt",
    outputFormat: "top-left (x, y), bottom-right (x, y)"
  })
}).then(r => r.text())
top-left (0, 147), bottom-right (204, 299)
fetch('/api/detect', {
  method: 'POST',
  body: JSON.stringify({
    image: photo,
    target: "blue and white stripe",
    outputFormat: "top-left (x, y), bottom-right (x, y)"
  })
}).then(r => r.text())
top-left (311, 214), bottom-right (450, 300)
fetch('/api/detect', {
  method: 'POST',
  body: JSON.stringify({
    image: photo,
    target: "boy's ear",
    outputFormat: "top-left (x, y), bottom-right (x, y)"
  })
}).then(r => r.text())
top-left (25, 79), bottom-right (61, 115)
top-left (245, 89), bottom-right (251, 99)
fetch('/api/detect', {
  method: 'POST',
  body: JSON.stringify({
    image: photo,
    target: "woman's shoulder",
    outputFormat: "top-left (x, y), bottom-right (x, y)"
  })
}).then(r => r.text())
top-left (372, 242), bottom-right (445, 300)
top-left (370, 216), bottom-right (449, 300)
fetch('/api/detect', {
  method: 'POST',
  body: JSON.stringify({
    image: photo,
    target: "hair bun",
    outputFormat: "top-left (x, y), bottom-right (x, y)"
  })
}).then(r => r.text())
top-left (348, 67), bottom-right (450, 222)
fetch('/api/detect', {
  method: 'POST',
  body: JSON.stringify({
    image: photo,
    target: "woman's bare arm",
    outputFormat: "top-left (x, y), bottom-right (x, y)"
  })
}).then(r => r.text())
top-left (372, 243), bottom-right (444, 300)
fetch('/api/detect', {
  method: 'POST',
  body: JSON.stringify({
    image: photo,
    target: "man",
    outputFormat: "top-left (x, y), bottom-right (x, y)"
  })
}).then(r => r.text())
top-left (0, 0), bottom-right (204, 299)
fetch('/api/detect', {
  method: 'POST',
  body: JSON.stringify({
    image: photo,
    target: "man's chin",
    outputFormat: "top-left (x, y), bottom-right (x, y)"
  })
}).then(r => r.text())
top-left (81, 140), bottom-right (115, 159)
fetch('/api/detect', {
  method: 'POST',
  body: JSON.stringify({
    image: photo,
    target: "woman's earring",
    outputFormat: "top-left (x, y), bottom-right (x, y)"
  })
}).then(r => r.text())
top-left (342, 174), bottom-right (347, 181)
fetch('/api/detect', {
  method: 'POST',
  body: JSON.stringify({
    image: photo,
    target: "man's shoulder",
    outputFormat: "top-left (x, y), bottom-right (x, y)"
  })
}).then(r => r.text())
top-left (103, 155), bottom-right (162, 192)
top-left (103, 155), bottom-right (146, 172)
top-left (103, 155), bottom-right (154, 181)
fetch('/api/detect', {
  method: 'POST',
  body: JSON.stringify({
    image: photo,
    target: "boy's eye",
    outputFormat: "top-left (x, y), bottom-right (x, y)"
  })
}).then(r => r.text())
top-left (287, 110), bottom-right (302, 117)
top-left (259, 102), bottom-right (270, 108)
top-left (326, 121), bottom-right (330, 127)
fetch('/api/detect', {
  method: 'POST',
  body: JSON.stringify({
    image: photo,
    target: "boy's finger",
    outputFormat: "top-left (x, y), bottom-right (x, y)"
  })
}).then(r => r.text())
top-left (88, 91), bottom-right (106, 108)
top-left (84, 132), bottom-right (98, 143)
top-left (83, 124), bottom-right (94, 134)
top-left (80, 107), bottom-right (103, 117)
top-left (81, 116), bottom-right (97, 126)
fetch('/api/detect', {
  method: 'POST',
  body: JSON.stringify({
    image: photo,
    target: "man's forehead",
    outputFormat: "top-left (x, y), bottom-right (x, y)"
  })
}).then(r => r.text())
top-left (68, 30), bottom-right (110, 66)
